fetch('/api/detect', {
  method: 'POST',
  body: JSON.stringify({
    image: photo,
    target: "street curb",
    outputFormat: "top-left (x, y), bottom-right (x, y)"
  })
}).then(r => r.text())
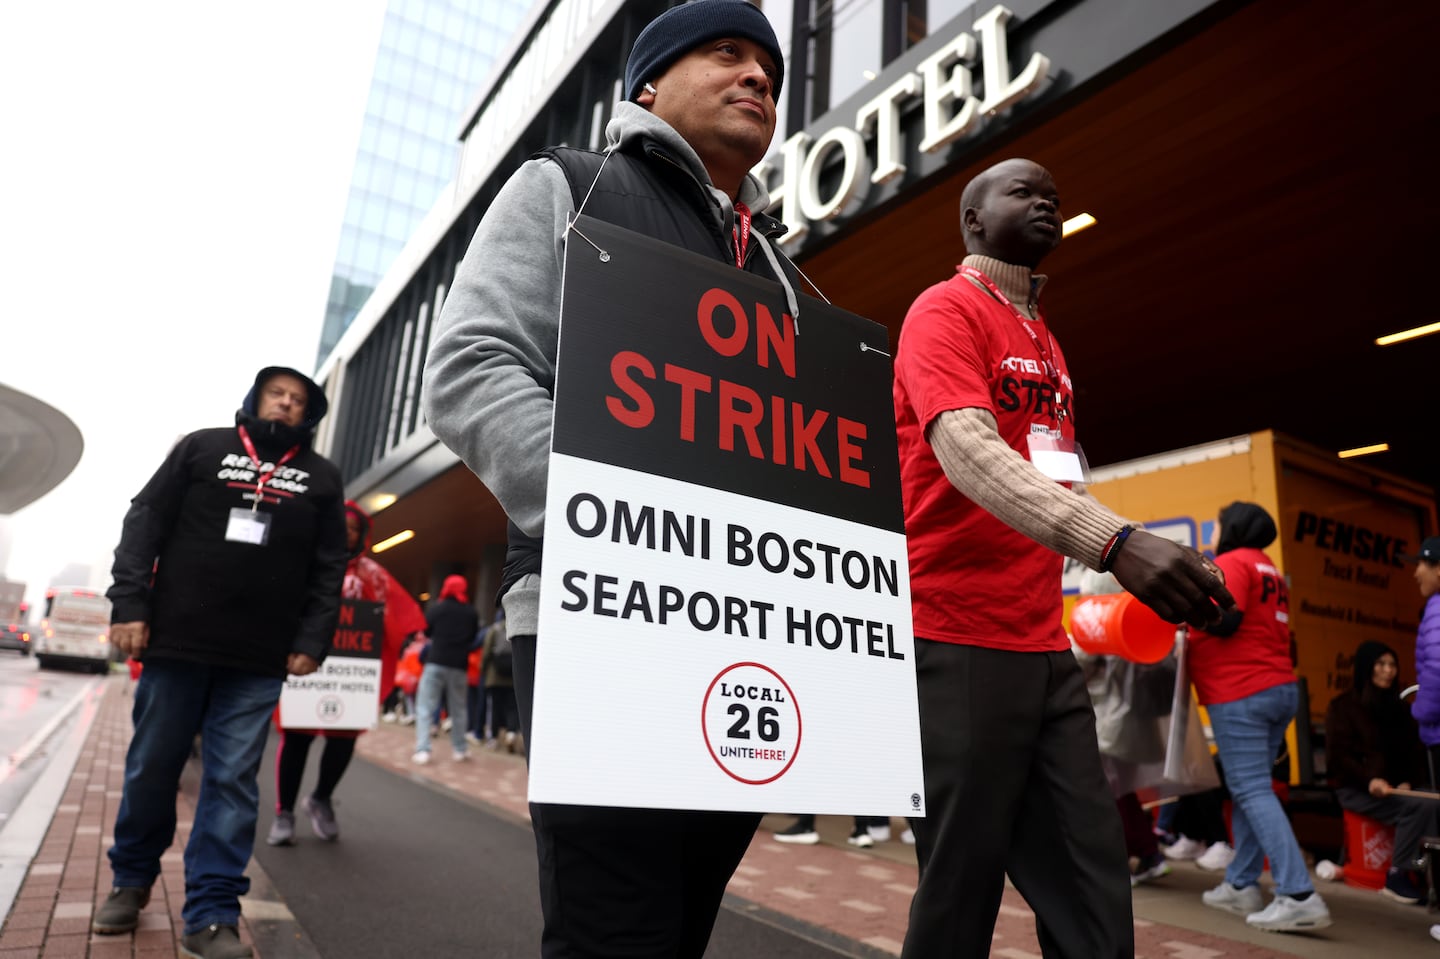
top-left (0, 677), bottom-right (103, 920)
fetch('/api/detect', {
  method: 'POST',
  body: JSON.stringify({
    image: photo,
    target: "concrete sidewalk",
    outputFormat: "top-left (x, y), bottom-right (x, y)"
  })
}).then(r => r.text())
top-left (4, 675), bottom-right (1438, 957)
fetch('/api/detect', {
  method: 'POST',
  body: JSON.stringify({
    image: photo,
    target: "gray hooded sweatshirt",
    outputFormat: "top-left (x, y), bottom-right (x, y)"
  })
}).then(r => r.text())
top-left (422, 102), bottom-right (791, 633)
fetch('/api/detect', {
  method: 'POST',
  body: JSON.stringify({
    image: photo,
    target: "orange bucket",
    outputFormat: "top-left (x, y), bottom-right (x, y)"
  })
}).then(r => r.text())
top-left (1070, 593), bottom-right (1176, 664)
top-left (1341, 810), bottom-right (1393, 890)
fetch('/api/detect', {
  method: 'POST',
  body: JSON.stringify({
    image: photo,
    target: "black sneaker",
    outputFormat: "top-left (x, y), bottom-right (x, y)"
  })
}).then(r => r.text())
top-left (180, 923), bottom-right (253, 959)
top-left (1382, 869), bottom-right (1426, 905)
top-left (92, 886), bottom-right (151, 934)
top-left (773, 819), bottom-right (820, 844)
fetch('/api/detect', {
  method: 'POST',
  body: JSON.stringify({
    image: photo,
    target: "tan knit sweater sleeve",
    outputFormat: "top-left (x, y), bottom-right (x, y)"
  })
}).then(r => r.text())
top-left (926, 408), bottom-right (1130, 571)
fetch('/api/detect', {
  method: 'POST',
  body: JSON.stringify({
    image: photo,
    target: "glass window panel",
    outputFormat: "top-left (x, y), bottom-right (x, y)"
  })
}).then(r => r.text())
top-left (398, 135), bottom-right (422, 168)
top-left (829, 0), bottom-right (884, 108)
top-left (375, 123), bottom-right (402, 162)
top-left (386, 203), bottom-right (415, 242)
top-left (418, 30), bottom-right (442, 66)
top-left (366, 158), bottom-right (399, 196)
top-left (928, 0), bottom-right (975, 36)
top-left (355, 195), bottom-right (382, 233)
top-left (394, 20), bottom-right (422, 57)
top-left (373, 48), bottom-right (396, 85)
top-left (353, 232), bottom-right (384, 274)
top-left (437, 37), bottom-right (461, 73)
top-left (336, 228), bottom-right (359, 269)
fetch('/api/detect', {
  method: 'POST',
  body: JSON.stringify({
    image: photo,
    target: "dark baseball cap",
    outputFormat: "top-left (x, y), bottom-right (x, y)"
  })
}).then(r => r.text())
top-left (1402, 536), bottom-right (1440, 563)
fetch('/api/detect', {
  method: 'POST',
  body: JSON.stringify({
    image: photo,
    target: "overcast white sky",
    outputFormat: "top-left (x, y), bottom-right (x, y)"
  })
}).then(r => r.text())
top-left (1, 1), bottom-right (389, 612)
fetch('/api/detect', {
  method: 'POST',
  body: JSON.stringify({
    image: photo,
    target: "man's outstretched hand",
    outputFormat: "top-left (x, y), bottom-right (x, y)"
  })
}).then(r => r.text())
top-left (1110, 529), bottom-right (1236, 630)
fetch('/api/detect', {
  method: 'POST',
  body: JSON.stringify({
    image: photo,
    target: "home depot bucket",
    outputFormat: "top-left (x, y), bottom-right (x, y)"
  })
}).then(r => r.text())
top-left (1070, 593), bottom-right (1176, 664)
top-left (1341, 809), bottom-right (1393, 891)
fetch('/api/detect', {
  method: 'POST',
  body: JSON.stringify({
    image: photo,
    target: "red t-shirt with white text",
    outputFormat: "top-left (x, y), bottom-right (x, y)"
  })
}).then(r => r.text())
top-left (893, 270), bottom-right (1075, 652)
top-left (1187, 547), bottom-right (1295, 705)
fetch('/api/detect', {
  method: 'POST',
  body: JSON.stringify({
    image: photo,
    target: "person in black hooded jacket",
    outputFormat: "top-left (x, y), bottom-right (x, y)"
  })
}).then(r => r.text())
top-left (1326, 639), bottom-right (1438, 904)
top-left (93, 366), bottom-right (347, 959)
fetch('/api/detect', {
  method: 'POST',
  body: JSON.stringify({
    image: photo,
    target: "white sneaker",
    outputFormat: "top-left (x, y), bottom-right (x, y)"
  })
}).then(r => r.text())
top-left (1202, 881), bottom-right (1264, 916)
top-left (900, 828), bottom-right (916, 845)
top-left (381, 711), bottom-right (397, 723)
top-left (867, 824), bottom-right (892, 842)
top-left (453, 750), bottom-right (469, 762)
top-left (398, 714), bottom-right (416, 726)
top-left (1162, 836), bottom-right (1206, 861)
top-left (1131, 855), bottom-right (1172, 887)
top-left (1246, 893), bottom-right (1332, 932)
top-left (1196, 841), bottom-right (1236, 871)
top-left (442, 717), bottom-right (453, 732)
top-left (847, 829), bottom-right (875, 848)
top-left (411, 750), bottom-right (431, 765)
top-left (1429, 923), bottom-right (1440, 942)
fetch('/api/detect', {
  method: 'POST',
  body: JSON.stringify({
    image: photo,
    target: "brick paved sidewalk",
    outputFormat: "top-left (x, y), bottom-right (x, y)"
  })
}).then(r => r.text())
top-left (354, 719), bottom-right (1309, 958)
top-left (0, 677), bottom-right (270, 959)
top-left (4, 677), bottom-right (1403, 958)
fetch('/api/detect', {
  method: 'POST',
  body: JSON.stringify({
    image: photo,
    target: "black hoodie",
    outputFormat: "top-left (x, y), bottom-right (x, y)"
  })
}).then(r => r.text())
top-left (1215, 501), bottom-right (1278, 556)
top-left (1324, 640), bottom-right (1420, 790)
top-left (106, 367), bottom-right (348, 677)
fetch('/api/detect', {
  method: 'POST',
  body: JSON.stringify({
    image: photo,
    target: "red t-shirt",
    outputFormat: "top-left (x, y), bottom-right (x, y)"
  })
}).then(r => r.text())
top-left (893, 269), bottom-right (1075, 652)
top-left (1187, 547), bottom-right (1295, 705)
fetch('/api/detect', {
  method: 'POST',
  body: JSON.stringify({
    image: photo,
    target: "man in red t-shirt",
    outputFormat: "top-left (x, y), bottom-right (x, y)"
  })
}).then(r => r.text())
top-left (893, 158), bottom-right (1235, 958)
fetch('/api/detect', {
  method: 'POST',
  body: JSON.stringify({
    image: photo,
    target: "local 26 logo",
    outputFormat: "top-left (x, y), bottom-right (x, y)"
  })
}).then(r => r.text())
top-left (316, 696), bottom-right (345, 723)
top-left (701, 663), bottom-right (801, 785)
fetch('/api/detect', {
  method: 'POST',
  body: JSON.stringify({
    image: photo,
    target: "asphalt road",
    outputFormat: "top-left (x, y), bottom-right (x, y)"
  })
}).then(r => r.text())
top-left (253, 733), bottom-right (866, 958)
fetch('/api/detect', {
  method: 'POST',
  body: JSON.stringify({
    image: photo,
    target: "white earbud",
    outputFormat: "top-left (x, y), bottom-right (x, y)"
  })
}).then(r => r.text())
top-left (644, 82), bottom-right (658, 95)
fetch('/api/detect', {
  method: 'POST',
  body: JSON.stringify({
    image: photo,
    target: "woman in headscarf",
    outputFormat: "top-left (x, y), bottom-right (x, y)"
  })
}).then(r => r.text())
top-left (1327, 639), bottom-right (1436, 904)
top-left (267, 501), bottom-right (426, 845)
top-left (1189, 502), bottom-right (1330, 932)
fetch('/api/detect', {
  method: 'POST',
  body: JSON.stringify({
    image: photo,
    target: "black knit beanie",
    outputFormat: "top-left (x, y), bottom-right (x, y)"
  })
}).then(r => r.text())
top-left (624, 0), bottom-right (784, 102)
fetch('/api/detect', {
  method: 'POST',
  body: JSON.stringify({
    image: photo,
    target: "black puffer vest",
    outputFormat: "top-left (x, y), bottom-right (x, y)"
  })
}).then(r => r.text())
top-left (501, 142), bottom-right (795, 598)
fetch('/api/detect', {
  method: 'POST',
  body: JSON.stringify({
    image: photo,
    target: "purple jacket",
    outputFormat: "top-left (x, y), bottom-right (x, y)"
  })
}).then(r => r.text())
top-left (1411, 594), bottom-right (1440, 746)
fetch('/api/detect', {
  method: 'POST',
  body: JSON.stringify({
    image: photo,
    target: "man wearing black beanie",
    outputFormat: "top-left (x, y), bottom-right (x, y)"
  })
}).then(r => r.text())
top-left (424, 2), bottom-right (798, 956)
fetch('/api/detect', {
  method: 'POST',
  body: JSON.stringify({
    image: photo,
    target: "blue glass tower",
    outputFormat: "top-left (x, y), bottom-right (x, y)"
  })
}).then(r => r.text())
top-left (317, 0), bottom-right (531, 366)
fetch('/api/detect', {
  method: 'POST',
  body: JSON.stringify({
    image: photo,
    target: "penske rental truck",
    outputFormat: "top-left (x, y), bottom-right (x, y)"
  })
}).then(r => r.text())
top-left (1062, 431), bottom-right (1438, 731)
top-left (36, 587), bottom-right (113, 673)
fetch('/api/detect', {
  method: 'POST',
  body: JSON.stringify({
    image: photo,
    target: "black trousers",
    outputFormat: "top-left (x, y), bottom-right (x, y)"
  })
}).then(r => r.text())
top-left (902, 642), bottom-right (1133, 959)
top-left (1336, 786), bottom-right (1440, 868)
top-left (512, 634), bottom-right (760, 958)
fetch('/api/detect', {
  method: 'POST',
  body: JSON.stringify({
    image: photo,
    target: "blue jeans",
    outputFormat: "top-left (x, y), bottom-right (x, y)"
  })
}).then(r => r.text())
top-left (1206, 681), bottom-right (1312, 896)
top-left (414, 663), bottom-right (468, 755)
top-left (108, 659), bottom-right (283, 933)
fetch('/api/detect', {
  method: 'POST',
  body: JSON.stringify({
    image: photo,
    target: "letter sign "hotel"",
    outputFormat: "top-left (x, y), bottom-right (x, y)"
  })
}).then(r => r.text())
top-left (760, 4), bottom-right (1050, 248)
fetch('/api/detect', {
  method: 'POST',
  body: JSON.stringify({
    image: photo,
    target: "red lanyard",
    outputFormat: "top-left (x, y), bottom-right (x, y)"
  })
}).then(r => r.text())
top-left (733, 202), bottom-right (751, 268)
top-left (237, 425), bottom-right (300, 511)
top-left (961, 265), bottom-right (1063, 385)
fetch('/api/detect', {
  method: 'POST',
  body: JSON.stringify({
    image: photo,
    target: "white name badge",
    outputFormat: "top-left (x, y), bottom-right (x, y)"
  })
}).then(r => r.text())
top-left (1027, 431), bottom-right (1091, 484)
top-left (226, 507), bottom-right (272, 545)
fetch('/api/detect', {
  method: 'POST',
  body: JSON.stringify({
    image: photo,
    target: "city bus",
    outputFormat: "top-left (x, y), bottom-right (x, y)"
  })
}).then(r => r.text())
top-left (37, 587), bottom-right (112, 673)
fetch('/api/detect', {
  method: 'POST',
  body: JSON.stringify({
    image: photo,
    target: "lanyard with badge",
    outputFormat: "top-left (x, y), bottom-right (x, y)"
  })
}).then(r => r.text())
top-left (960, 265), bottom-right (1091, 484)
top-left (224, 425), bottom-right (300, 546)
top-left (733, 202), bottom-right (751, 268)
